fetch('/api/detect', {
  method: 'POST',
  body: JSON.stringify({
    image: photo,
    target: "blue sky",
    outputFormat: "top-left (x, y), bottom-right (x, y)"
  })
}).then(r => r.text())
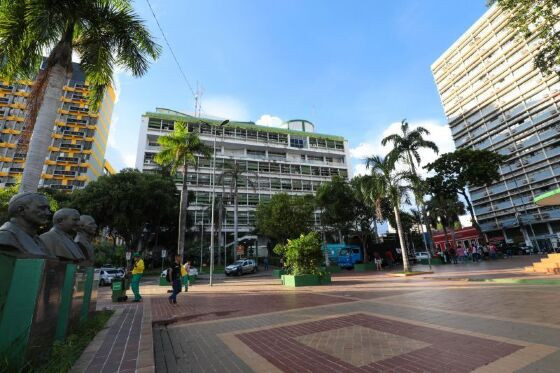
top-left (107, 0), bottom-right (488, 172)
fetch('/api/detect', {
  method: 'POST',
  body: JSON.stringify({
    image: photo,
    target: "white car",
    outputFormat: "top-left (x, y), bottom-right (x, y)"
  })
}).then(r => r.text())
top-left (415, 252), bottom-right (430, 261)
top-left (96, 269), bottom-right (121, 286)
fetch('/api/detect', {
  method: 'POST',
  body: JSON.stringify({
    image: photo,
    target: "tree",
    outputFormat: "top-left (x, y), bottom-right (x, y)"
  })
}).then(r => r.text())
top-left (218, 161), bottom-right (257, 260)
top-left (273, 232), bottom-right (323, 275)
top-left (70, 169), bottom-right (178, 251)
top-left (255, 193), bottom-right (315, 245)
top-left (316, 176), bottom-right (356, 242)
top-left (425, 148), bottom-right (507, 241)
top-left (154, 122), bottom-right (212, 256)
top-left (491, 0), bottom-right (560, 76)
top-left (425, 187), bottom-right (466, 250)
top-left (365, 155), bottom-right (412, 272)
top-left (0, 0), bottom-right (160, 192)
top-left (382, 119), bottom-right (438, 253)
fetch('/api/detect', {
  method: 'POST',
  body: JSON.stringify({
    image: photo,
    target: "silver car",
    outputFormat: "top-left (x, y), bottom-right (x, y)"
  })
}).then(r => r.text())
top-left (96, 269), bottom-right (120, 286)
top-left (225, 259), bottom-right (257, 276)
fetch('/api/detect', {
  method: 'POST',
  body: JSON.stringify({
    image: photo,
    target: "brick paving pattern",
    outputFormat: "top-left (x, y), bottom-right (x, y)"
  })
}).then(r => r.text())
top-left (235, 313), bottom-right (523, 372)
top-left (151, 292), bottom-right (353, 325)
top-left (84, 304), bottom-right (143, 373)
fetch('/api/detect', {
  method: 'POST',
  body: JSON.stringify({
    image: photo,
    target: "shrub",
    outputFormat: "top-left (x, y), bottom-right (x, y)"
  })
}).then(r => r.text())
top-left (273, 232), bottom-right (322, 275)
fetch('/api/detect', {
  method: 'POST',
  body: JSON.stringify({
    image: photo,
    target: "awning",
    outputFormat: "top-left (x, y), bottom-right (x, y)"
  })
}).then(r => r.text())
top-left (534, 188), bottom-right (560, 206)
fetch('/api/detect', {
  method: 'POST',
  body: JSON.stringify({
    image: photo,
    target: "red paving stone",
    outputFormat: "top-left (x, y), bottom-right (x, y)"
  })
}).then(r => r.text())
top-left (151, 292), bottom-right (354, 325)
top-left (235, 313), bottom-right (523, 372)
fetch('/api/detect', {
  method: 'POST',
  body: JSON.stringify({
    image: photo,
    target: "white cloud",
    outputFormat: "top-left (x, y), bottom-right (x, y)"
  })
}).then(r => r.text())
top-left (122, 152), bottom-right (136, 168)
top-left (200, 95), bottom-right (250, 121)
top-left (107, 115), bottom-right (119, 148)
top-left (256, 114), bottom-right (284, 127)
top-left (350, 119), bottom-right (455, 177)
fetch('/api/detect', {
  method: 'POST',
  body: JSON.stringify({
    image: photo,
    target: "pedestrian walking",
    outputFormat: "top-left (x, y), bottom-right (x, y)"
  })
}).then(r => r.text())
top-left (263, 256), bottom-right (269, 271)
top-left (168, 254), bottom-right (182, 305)
top-left (183, 260), bottom-right (190, 292)
top-left (449, 247), bottom-right (458, 264)
top-left (456, 245), bottom-right (465, 263)
top-left (130, 252), bottom-right (144, 302)
top-left (385, 249), bottom-right (394, 268)
top-left (374, 252), bottom-right (382, 271)
top-left (489, 244), bottom-right (497, 260)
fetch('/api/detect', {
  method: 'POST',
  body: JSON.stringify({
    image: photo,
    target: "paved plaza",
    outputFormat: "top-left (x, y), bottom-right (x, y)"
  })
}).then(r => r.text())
top-left (76, 256), bottom-right (560, 372)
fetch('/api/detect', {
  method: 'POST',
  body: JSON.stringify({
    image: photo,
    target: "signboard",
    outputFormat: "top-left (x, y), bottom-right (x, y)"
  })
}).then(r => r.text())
top-left (125, 251), bottom-right (131, 261)
top-left (112, 281), bottom-right (122, 291)
top-left (161, 249), bottom-right (167, 258)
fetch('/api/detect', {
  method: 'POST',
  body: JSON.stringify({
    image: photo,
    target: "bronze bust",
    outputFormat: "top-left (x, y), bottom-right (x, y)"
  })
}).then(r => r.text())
top-left (40, 208), bottom-right (86, 261)
top-left (0, 192), bottom-right (53, 258)
top-left (75, 215), bottom-right (97, 262)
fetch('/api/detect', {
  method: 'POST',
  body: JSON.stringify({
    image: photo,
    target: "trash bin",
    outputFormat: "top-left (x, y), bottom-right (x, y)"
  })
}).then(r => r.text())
top-left (111, 277), bottom-right (128, 302)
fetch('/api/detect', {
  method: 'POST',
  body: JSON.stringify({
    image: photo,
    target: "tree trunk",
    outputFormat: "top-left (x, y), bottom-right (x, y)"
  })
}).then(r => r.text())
top-left (177, 162), bottom-right (189, 256)
top-left (393, 204), bottom-right (410, 272)
top-left (421, 203), bottom-right (436, 255)
top-left (442, 224), bottom-right (451, 250)
top-left (20, 64), bottom-right (68, 192)
top-left (459, 188), bottom-right (486, 243)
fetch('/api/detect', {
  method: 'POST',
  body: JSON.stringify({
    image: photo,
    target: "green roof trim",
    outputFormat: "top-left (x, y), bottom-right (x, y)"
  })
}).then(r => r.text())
top-left (533, 187), bottom-right (560, 206)
top-left (143, 111), bottom-right (345, 141)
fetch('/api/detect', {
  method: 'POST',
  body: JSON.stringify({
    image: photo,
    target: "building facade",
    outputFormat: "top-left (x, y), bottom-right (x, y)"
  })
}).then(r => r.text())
top-left (0, 62), bottom-right (115, 191)
top-left (136, 108), bottom-right (351, 247)
top-left (432, 6), bottom-right (560, 249)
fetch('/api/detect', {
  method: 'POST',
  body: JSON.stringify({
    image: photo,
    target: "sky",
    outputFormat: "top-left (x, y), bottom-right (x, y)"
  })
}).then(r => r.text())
top-left (106, 0), bottom-right (489, 175)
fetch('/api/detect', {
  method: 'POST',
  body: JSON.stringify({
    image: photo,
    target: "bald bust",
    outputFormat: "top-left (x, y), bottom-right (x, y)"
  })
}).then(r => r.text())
top-left (75, 215), bottom-right (97, 261)
top-left (40, 208), bottom-right (86, 261)
top-left (0, 192), bottom-right (53, 258)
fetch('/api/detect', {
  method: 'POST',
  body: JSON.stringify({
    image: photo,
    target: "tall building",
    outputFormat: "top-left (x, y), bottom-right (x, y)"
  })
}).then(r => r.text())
top-left (0, 62), bottom-right (115, 191)
top-left (432, 6), bottom-right (560, 249)
top-left (136, 108), bottom-right (351, 246)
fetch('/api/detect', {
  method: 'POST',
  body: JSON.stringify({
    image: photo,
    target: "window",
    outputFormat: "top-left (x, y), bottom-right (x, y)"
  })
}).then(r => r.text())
top-left (290, 136), bottom-right (305, 148)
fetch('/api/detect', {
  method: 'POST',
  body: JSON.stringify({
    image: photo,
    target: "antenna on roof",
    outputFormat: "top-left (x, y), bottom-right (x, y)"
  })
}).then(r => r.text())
top-left (194, 82), bottom-right (204, 117)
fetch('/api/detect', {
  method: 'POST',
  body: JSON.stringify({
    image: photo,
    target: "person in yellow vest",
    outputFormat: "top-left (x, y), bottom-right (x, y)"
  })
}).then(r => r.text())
top-left (181, 261), bottom-right (189, 292)
top-left (131, 252), bottom-right (144, 302)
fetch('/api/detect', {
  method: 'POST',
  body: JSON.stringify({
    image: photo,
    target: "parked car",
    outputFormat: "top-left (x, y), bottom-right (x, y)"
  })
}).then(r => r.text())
top-left (414, 251), bottom-right (430, 261)
top-left (520, 245), bottom-right (537, 255)
top-left (100, 266), bottom-right (125, 278)
top-left (225, 259), bottom-right (257, 276)
top-left (96, 269), bottom-right (121, 286)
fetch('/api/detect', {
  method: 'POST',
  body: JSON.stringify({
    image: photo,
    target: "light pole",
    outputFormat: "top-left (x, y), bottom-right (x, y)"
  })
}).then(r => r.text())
top-left (209, 119), bottom-right (229, 286)
top-left (199, 212), bottom-right (204, 272)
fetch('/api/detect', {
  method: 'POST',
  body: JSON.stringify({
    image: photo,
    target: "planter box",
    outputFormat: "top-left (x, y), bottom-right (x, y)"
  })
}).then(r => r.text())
top-left (272, 269), bottom-right (285, 278)
top-left (420, 258), bottom-right (443, 265)
top-left (354, 263), bottom-right (375, 272)
top-left (281, 273), bottom-right (331, 287)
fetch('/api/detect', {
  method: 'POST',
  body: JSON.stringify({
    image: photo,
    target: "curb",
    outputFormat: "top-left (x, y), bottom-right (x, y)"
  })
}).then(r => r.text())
top-left (137, 298), bottom-right (155, 373)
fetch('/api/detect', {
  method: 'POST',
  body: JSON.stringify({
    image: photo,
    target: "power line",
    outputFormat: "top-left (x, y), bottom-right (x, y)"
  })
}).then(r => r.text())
top-left (145, 0), bottom-right (197, 100)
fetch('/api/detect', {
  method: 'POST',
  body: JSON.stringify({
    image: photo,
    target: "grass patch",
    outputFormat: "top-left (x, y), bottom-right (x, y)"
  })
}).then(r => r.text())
top-left (38, 310), bottom-right (114, 373)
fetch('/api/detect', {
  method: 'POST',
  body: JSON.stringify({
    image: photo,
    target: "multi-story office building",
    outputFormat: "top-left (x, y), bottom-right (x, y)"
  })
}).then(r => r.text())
top-left (432, 5), bottom-right (560, 249)
top-left (0, 62), bottom-right (115, 191)
top-left (136, 108), bottom-right (351, 245)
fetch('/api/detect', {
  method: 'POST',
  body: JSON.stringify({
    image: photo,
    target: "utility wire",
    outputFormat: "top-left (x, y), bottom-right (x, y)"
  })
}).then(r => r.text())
top-left (145, 0), bottom-right (197, 99)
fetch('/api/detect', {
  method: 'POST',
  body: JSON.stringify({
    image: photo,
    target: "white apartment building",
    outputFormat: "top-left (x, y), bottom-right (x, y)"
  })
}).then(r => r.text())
top-left (136, 108), bottom-right (351, 249)
top-left (432, 6), bottom-right (560, 249)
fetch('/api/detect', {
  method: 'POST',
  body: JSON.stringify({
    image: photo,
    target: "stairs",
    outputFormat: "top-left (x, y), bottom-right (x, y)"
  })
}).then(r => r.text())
top-left (524, 253), bottom-right (560, 274)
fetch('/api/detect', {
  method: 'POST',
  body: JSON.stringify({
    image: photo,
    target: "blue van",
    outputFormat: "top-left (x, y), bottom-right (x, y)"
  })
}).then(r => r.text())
top-left (322, 244), bottom-right (363, 269)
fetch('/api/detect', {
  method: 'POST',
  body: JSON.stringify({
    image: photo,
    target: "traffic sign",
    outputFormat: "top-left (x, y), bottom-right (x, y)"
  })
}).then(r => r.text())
top-left (161, 249), bottom-right (167, 258)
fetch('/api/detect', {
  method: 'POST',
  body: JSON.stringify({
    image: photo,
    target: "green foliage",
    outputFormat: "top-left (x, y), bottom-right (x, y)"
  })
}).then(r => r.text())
top-left (273, 232), bottom-right (323, 275)
top-left (92, 241), bottom-right (126, 267)
top-left (70, 169), bottom-right (179, 249)
top-left (491, 0), bottom-right (560, 77)
top-left (0, 182), bottom-right (19, 223)
top-left (316, 176), bottom-right (356, 238)
top-left (0, 0), bottom-right (160, 108)
top-left (255, 193), bottom-right (315, 244)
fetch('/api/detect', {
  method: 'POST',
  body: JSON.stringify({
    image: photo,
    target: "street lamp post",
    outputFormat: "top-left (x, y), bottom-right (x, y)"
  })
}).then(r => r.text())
top-left (199, 213), bottom-right (203, 272)
top-left (209, 119), bottom-right (229, 286)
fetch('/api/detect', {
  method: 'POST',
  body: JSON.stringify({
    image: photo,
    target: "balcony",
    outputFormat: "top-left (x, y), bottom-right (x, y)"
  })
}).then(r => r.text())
top-left (60, 143), bottom-right (82, 151)
top-left (56, 156), bottom-right (80, 164)
top-left (63, 130), bottom-right (85, 138)
top-left (53, 170), bottom-right (77, 177)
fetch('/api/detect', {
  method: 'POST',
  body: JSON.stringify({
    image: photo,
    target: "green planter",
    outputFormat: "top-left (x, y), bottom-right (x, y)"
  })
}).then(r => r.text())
top-left (272, 269), bottom-right (285, 278)
top-left (281, 273), bottom-right (331, 287)
top-left (317, 266), bottom-right (341, 274)
top-left (354, 263), bottom-right (375, 272)
top-left (420, 258), bottom-right (442, 265)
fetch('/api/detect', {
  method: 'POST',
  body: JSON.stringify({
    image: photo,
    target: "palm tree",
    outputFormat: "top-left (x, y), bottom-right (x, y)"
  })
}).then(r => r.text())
top-left (0, 0), bottom-right (160, 192)
top-left (365, 155), bottom-right (412, 272)
top-left (218, 161), bottom-right (257, 260)
top-left (426, 192), bottom-right (465, 250)
top-left (382, 119), bottom-right (439, 253)
top-left (155, 122), bottom-right (212, 256)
